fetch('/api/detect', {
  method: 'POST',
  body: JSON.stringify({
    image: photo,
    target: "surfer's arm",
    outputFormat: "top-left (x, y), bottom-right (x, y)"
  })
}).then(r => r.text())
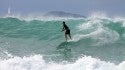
top-left (61, 27), bottom-right (65, 32)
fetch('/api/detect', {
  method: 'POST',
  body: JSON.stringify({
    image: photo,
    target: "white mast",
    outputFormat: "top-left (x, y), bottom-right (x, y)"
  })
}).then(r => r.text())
top-left (8, 6), bottom-right (11, 15)
top-left (5, 5), bottom-right (12, 17)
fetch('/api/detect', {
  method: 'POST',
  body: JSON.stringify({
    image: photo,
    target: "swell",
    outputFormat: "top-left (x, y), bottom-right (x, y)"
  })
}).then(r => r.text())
top-left (0, 17), bottom-right (124, 39)
top-left (0, 17), bottom-right (125, 63)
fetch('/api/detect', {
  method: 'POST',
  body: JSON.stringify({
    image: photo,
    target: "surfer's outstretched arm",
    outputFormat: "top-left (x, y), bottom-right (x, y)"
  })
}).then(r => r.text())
top-left (61, 27), bottom-right (65, 32)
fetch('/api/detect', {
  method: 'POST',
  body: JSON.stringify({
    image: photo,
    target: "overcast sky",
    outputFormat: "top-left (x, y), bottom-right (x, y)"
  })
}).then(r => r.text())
top-left (0, 0), bottom-right (125, 16)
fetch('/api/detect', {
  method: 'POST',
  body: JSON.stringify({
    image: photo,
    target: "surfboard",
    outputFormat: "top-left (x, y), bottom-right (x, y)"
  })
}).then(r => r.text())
top-left (67, 38), bottom-right (76, 42)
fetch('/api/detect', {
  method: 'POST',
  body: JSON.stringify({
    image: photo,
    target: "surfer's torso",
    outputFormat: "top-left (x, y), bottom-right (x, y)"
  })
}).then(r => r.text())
top-left (64, 24), bottom-right (69, 30)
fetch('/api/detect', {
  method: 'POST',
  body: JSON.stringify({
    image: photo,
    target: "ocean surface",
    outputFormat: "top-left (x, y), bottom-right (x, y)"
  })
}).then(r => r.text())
top-left (0, 14), bottom-right (125, 70)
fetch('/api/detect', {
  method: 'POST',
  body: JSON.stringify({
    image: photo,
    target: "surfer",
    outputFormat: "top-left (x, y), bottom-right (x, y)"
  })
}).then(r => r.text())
top-left (61, 21), bottom-right (72, 42)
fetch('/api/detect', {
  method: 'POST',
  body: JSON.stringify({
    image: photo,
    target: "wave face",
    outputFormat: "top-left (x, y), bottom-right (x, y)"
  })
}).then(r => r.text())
top-left (0, 15), bottom-right (125, 70)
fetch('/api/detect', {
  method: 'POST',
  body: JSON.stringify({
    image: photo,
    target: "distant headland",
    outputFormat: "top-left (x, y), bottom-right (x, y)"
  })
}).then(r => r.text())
top-left (44, 11), bottom-right (86, 18)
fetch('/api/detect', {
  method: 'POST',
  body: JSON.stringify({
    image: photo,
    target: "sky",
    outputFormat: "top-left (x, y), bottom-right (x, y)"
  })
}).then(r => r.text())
top-left (0, 0), bottom-right (125, 16)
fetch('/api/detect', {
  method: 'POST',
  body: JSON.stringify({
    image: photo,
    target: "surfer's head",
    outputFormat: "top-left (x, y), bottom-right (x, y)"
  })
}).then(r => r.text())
top-left (63, 21), bottom-right (65, 25)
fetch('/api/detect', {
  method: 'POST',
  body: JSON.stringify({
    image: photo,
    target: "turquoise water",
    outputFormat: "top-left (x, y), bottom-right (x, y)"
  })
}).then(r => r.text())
top-left (0, 16), bottom-right (125, 70)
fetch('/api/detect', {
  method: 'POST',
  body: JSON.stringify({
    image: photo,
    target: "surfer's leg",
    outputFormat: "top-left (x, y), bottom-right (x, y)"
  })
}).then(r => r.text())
top-left (65, 34), bottom-right (67, 42)
top-left (68, 30), bottom-right (72, 40)
top-left (67, 34), bottom-right (71, 40)
top-left (65, 31), bottom-right (68, 42)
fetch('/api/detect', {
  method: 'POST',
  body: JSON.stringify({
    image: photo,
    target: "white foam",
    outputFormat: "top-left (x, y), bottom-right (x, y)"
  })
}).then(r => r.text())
top-left (73, 27), bottom-right (119, 45)
top-left (113, 17), bottom-right (125, 27)
top-left (0, 55), bottom-right (125, 70)
top-left (78, 17), bottom-right (103, 31)
top-left (73, 14), bottom-right (120, 45)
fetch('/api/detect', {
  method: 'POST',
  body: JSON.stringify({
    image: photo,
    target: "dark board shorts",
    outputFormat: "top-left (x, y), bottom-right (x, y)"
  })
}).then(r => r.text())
top-left (65, 29), bottom-right (70, 34)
